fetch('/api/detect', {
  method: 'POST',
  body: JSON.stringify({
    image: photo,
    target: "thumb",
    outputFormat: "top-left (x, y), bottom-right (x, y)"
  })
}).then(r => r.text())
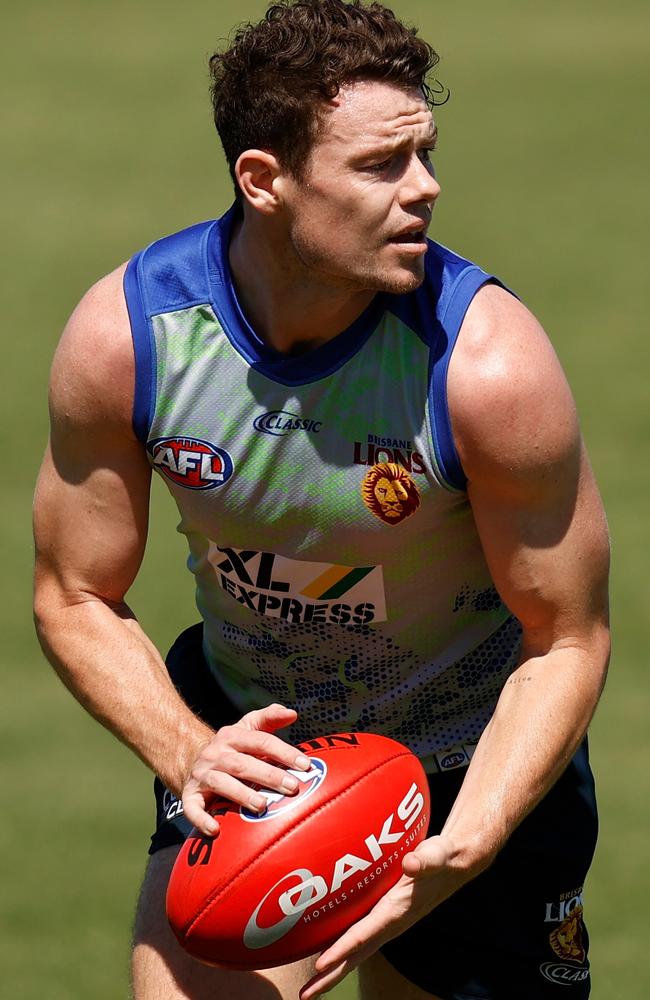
top-left (402, 835), bottom-right (450, 878)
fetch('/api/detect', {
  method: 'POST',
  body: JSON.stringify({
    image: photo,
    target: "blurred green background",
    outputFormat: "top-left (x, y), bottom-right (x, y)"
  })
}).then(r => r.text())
top-left (2, 0), bottom-right (647, 996)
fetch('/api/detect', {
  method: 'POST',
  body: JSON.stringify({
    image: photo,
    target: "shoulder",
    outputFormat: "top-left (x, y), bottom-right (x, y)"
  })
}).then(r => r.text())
top-left (50, 263), bottom-right (135, 435)
top-left (448, 283), bottom-right (579, 490)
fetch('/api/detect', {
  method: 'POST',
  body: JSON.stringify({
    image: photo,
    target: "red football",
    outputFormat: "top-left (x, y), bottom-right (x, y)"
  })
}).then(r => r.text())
top-left (166, 731), bottom-right (430, 969)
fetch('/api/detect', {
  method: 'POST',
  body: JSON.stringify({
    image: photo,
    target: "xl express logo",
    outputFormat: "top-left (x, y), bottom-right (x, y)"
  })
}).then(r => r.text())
top-left (149, 437), bottom-right (234, 490)
top-left (240, 759), bottom-right (327, 822)
top-left (254, 411), bottom-right (323, 436)
top-left (208, 544), bottom-right (387, 624)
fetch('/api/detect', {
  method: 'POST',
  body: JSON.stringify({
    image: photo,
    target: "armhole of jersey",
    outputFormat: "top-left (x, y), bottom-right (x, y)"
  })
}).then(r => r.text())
top-left (123, 252), bottom-right (155, 444)
top-left (429, 268), bottom-right (503, 491)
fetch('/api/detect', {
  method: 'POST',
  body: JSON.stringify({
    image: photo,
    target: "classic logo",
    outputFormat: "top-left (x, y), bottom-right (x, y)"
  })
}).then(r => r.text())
top-left (242, 782), bottom-right (426, 951)
top-left (162, 790), bottom-right (184, 822)
top-left (149, 436), bottom-right (234, 490)
top-left (241, 759), bottom-right (327, 822)
top-left (208, 544), bottom-right (387, 624)
top-left (254, 411), bottom-right (323, 436)
top-left (539, 962), bottom-right (590, 986)
top-left (361, 462), bottom-right (421, 525)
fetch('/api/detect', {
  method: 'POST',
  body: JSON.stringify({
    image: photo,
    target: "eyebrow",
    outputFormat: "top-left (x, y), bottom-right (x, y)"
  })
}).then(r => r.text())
top-left (355, 124), bottom-right (439, 160)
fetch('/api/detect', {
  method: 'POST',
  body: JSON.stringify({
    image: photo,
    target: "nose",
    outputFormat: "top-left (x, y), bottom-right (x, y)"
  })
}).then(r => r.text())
top-left (400, 156), bottom-right (441, 210)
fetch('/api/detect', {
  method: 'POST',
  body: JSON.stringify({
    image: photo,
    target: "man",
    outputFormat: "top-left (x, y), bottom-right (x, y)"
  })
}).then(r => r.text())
top-left (33, 1), bottom-right (610, 998)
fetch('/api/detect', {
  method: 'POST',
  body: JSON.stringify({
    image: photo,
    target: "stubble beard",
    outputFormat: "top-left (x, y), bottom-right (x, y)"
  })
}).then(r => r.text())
top-left (288, 225), bottom-right (427, 297)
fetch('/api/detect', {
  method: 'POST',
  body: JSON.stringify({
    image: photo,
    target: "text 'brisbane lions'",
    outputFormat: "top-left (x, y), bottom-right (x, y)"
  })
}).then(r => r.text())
top-left (166, 732), bottom-right (430, 969)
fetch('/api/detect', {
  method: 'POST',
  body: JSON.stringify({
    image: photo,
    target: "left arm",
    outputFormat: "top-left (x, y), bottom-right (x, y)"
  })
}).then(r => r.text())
top-left (440, 284), bottom-right (610, 864)
top-left (301, 284), bottom-right (610, 998)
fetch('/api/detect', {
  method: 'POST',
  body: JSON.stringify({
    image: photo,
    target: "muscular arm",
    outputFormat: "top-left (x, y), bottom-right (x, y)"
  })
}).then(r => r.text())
top-left (439, 282), bottom-right (610, 865)
top-left (33, 266), bottom-right (214, 793)
top-left (301, 283), bottom-right (610, 999)
top-left (34, 269), bottom-right (306, 824)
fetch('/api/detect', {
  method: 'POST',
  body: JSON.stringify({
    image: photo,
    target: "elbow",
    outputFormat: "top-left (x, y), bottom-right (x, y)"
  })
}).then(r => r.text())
top-left (33, 581), bottom-right (62, 658)
top-left (595, 622), bottom-right (611, 691)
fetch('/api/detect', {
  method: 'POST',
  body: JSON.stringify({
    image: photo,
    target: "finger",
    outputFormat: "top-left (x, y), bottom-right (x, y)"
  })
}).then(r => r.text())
top-left (213, 726), bottom-right (311, 771)
top-left (300, 959), bottom-right (349, 1000)
top-left (181, 790), bottom-right (220, 836)
top-left (198, 755), bottom-right (305, 802)
top-left (240, 702), bottom-right (298, 732)
top-left (314, 895), bottom-right (400, 973)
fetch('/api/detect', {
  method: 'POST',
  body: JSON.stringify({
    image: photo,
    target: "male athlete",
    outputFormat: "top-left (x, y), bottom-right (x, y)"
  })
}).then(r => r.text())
top-left (33, 2), bottom-right (610, 998)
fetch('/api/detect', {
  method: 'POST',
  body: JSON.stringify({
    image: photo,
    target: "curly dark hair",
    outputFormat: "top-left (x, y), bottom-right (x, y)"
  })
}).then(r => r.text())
top-left (209, 0), bottom-right (445, 195)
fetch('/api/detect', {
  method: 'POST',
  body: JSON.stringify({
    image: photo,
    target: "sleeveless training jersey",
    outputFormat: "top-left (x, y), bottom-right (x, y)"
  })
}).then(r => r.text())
top-left (124, 206), bottom-right (522, 773)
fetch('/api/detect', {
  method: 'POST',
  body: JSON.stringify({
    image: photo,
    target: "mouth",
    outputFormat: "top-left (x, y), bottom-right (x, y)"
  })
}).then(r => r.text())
top-left (387, 223), bottom-right (429, 253)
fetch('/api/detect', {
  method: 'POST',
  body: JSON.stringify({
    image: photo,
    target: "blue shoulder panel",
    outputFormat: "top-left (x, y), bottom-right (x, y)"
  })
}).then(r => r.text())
top-left (386, 242), bottom-right (509, 492)
top-left (137, 219), bottom-right (218, 315)
top-left (122, 220), bottom-right (218, 442)
top-left (123, 252), bottom-right (154, 443)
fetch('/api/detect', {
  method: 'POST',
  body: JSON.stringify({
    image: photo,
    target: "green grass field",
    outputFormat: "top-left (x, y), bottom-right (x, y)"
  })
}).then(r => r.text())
top-left (2, 1), bottom-right (648, 996)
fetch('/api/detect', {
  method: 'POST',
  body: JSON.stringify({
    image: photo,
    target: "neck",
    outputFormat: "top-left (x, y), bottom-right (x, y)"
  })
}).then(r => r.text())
top-left (228, 207), bottom-right (375, 355)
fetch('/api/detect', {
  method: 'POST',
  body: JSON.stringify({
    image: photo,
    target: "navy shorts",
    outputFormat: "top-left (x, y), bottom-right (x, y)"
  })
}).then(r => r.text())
top-left (151, 624), bottom-right (598, 999)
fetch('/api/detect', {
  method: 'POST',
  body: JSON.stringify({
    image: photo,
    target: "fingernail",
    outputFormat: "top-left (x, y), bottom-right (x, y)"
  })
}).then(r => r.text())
top-left (250, 794), bottom-right (268, 812)
top-left (294, 754), bottom-right (311, 770)
top-left (282, 776), bottom-right (299, 792)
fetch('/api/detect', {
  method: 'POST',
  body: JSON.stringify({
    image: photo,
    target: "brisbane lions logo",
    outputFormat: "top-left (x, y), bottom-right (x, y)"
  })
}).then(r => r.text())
top-left (550, 905), bottom-right (586, 963)
top-left (361, 462), bottom-right (420, 525)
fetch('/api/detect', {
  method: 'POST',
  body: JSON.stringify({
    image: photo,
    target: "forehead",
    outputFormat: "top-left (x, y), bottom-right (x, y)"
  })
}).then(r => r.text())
top-left (317, 80), bottom-right (435, 153)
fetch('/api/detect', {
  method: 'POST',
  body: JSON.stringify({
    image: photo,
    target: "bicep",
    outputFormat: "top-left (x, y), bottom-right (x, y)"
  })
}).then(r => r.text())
top-left (450, 284), bottom-right (610, 651)
top-left (34, 435), bottom-right (151, 607)
top-left (33, 265), bottom-right (152, 609)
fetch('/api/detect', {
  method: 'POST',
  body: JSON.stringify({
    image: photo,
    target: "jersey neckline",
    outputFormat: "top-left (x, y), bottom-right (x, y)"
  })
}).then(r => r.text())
top-left (206, 204), bottom-right (387, 386)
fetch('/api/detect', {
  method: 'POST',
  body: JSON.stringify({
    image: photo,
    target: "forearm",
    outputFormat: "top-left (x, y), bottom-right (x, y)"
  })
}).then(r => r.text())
top-left (35, 590), bottom-right (214, 794)
top-left (441, 630), bottom-right (609, 875)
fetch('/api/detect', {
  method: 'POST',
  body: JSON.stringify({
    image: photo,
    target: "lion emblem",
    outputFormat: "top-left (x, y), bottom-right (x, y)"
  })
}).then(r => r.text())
top-left (549, 905), bottom-right (586, 963)
top-left (361, 462), bottom-right (420, 525)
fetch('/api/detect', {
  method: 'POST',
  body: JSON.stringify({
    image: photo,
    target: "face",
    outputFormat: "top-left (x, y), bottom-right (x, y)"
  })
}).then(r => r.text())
top-left (374, 476), bottom-right (409, 518)
top-left (281, 80), bottom-right (441, 294)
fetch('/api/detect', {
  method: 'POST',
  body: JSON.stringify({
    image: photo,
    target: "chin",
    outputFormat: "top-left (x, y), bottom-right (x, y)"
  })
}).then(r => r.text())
top-left (372, 265), bottom-right (426, 295)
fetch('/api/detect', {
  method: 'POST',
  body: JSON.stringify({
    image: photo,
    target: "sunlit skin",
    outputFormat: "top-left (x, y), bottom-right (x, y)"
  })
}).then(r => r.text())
top-left (229, 81), bottom-right (441, 353)
top-left (285, 81), bottom-right (440, 291)
top-left (33, 69), bottom-right (610, 1000)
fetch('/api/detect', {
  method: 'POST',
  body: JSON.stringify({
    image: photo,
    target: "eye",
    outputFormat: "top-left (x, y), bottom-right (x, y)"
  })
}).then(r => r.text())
top-left (366, 157), bottom-right (392, 173)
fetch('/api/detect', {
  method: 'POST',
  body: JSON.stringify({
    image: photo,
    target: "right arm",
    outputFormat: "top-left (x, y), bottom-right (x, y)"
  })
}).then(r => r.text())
top-left (33, 267), bottom-right (308, 834)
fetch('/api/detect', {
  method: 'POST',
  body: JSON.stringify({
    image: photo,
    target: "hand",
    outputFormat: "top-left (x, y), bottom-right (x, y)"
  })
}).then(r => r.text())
top-left (182, 703), bottom-right (312, 835)
top-left (300, 834), bottom-right (475, 999)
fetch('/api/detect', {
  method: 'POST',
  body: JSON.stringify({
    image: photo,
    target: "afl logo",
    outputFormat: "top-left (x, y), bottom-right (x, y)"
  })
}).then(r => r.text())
top-left (439, 752), bottom-right (467, 770)
top-left (240, 758), bottom-right (327, 823)
top-left (148, 436), bottom-right (234, 490)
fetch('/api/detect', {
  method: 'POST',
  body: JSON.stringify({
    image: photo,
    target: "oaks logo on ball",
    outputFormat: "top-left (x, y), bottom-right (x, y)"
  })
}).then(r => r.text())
top-left (148, 437), bottom-right (234, 490)
top-left (240, 759), bottom-right (327, 822)
top-left (242, 781), bottom-right (426, 951)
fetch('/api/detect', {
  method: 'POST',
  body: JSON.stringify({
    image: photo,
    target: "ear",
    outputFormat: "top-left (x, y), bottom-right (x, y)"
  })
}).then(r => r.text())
top-left (235, 149), bottom-right (283, 214)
